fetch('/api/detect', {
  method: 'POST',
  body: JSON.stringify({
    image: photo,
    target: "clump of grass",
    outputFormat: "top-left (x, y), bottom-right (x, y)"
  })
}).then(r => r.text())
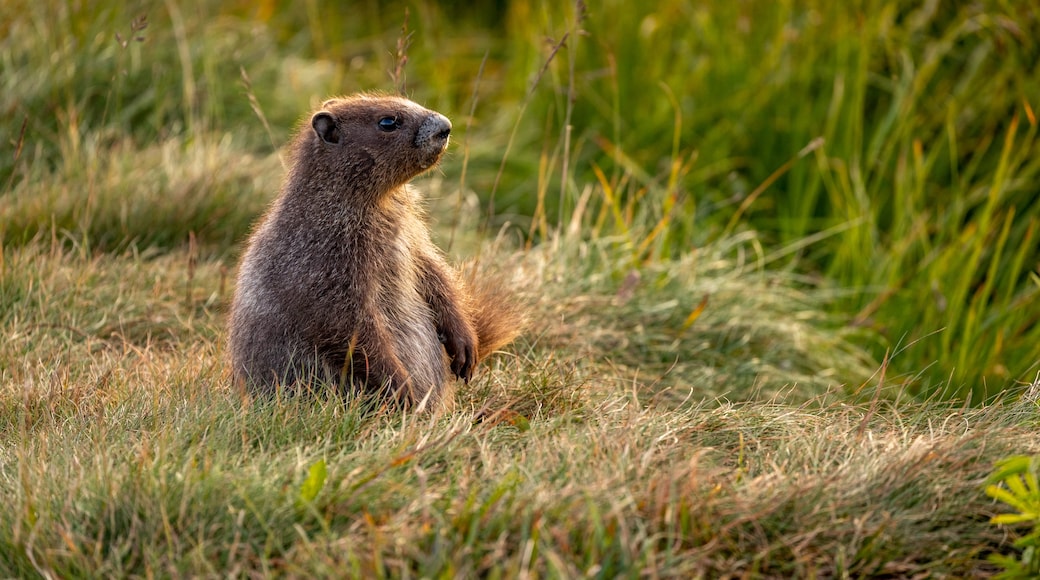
top-left (465, 0), bottom-right (1040, 399)
top-left (0, 0), bottom-right (341, 190)
top-left (516, 231), bottom-right (877, 404)
top-left (985, 453), bottom-right (1040, 578)
top-left (0, 241), bottom-right (229, 387)
top-left (1, 134), bottom-right (280, 252)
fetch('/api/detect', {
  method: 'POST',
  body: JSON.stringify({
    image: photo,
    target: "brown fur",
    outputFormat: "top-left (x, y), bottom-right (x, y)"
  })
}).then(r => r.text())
top-left (227, 94), bottom-right (522, 409)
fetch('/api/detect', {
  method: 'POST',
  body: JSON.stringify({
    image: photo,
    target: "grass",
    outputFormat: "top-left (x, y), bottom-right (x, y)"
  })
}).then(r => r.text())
top-left (2, 238), bottom-right (1038, 576)
top-left (1, 134), bottom-right (279, 251)
top-left (5, 0), bottom-right (1036, 396)
top-left (2, 0), bottom-right (1040, 576)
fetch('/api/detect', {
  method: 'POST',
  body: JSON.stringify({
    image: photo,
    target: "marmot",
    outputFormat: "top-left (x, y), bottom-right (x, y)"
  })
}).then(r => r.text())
top-left (228, 94), bottom-right (521, 409)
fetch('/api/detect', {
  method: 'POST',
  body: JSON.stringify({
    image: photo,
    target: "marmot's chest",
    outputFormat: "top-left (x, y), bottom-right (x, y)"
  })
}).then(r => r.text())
top-left (370, 226), bottom-right (443, 384)
top-left (358, 211), bottom-right (422, 283)
top-left (372, 230), bottom-right (422, 301)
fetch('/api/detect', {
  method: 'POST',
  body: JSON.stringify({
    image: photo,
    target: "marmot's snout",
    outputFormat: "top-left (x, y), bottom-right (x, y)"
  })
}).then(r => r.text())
top-left (415, 113), bottom-right (452, 151)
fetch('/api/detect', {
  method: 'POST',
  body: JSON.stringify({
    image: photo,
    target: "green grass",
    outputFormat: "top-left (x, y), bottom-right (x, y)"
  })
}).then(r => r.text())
top-left (3, 0), bottom-right (1040, 575)
top-left (4, 0), bottom-right (1037, 396)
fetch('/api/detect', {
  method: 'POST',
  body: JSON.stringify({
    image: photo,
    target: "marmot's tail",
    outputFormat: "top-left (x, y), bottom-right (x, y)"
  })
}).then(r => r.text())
top-left (462, 266), bottom-right (527, 361)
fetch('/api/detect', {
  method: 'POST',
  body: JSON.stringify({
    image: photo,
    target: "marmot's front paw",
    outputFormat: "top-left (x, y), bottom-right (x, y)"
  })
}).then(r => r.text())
top-left (442, 331), bottom-right (477, 382)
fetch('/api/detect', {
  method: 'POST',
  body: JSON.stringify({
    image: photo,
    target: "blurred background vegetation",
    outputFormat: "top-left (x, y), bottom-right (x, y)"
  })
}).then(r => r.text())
top-left (2, 0), bottom-right (1038, 401)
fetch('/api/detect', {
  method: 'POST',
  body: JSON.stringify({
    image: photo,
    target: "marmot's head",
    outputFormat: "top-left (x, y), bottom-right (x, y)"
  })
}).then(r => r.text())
top-left (304, 94), bottom-right (451, 197)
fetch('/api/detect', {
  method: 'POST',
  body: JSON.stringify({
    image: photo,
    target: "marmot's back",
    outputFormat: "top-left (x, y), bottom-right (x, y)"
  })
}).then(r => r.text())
top-left (228, 94), bottom-right (522, 409)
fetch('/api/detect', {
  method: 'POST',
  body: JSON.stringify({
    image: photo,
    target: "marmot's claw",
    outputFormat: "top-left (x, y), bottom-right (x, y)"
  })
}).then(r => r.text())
top-left (451, 352), bottom-right (474, 383)
top-left (445, 334), bottom-right (476, 382)
top-left (459, 348), bottom-right (475, 382)
top-left (465, 344), bottom-right (476, 381)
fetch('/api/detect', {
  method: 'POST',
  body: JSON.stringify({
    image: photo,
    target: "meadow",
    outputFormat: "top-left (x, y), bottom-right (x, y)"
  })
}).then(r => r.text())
top-left (2, 0), bottom-right (1039, 576)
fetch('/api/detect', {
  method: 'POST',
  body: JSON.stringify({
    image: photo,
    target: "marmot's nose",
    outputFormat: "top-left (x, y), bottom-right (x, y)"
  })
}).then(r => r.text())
top-left (415, 113), bottom-right (452, 150)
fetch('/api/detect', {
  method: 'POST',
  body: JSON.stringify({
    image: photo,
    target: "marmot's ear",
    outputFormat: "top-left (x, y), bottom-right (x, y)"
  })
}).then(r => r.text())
top-left (312, 112), bottom-right (340, 145)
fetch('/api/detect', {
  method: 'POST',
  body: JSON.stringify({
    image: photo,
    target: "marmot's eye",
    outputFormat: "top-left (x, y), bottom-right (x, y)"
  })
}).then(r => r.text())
top-left (378, 116), bottom-right (400, 132)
